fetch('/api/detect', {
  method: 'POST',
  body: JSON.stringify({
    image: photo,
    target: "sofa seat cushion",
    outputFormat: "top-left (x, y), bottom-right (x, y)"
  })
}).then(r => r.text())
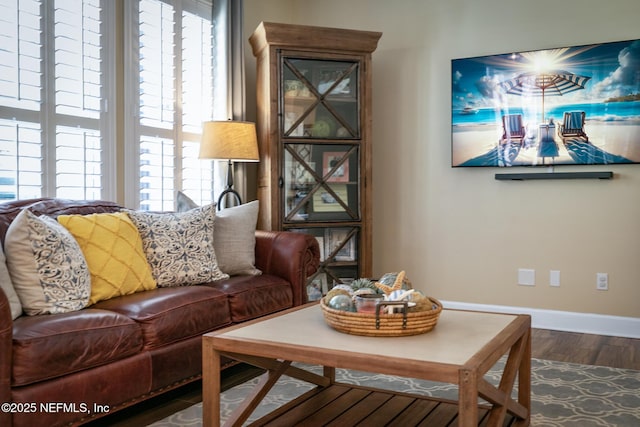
top-left (93, 286), bottom-right (231, 350)
top-left (12, 309), bottom-right (143, 386)
top-left (206, 274), bottom-right (293, 323)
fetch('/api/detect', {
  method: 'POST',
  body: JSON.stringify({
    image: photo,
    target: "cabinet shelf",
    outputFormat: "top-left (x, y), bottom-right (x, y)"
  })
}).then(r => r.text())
top-left (284, 95), bottom-right (357, 103)
top-left (320, 260), bottom-right (358, 268)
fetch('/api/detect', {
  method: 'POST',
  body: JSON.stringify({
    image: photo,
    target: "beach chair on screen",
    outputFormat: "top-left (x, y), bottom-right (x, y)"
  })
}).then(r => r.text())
top-left (501, 114), bottom-right (526, 145)
top-left (558, 111), bottom-right (588, 141)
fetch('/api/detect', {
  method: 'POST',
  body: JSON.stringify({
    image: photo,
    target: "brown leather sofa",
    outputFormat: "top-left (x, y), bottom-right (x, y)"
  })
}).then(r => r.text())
top-left (0, 199), bottom-right (320, 427)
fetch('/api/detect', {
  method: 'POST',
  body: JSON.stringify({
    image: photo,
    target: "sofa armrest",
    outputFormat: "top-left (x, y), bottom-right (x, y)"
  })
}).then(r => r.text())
top-left (0, 289), bottom-right (12, 426)
top-left (254, 230), bottom-right (320, 306)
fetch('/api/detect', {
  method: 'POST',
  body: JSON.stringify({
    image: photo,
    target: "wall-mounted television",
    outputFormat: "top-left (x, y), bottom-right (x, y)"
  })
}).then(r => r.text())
top-left (451, 39), bottom-right (640, 167)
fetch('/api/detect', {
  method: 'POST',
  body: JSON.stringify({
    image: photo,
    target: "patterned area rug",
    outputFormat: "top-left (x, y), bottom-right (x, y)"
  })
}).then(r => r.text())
top-left (152, 358), bottom-right (640, 426)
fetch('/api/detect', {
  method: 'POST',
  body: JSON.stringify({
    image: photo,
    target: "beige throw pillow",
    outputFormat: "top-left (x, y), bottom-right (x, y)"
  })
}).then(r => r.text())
top-left (214, 200), bottom-right (261, 276)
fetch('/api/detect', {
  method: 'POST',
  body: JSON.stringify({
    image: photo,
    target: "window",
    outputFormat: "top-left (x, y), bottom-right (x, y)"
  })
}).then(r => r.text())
top-left (0, 0), bottom-right (224, 208)
top-left (0, 0), bottom-right (115, 201)
top-left (127, 0), bottom-right (218, 211)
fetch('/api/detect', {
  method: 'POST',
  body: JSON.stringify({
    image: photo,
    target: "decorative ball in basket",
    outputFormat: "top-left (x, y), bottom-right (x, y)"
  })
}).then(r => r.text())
top-left (320, 271), bottom-right (442, 337)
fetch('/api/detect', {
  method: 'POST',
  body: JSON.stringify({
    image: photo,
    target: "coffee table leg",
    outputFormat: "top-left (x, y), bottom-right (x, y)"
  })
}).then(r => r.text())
top-left (203, 341), bottom-right (221, 427)
top-left (514, 328), bottom-right (532, 426)
top-left (478, 323), bottom-right (531, 426)
top-left (458, 368), bottom-right (479, 427)
top-left (323, 366), bottom-right (336, 383)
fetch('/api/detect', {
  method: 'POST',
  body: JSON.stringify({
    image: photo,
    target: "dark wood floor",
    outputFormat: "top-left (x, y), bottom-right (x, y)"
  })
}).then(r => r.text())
top-left (531, 328), bottom-right (640, 370)
top-left (85, 329), bottom-right (640, 426)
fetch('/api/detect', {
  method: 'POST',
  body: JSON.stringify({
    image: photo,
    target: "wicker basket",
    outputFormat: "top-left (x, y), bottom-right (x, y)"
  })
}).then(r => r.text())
top-left (320, 297), bottom-right (442, 337)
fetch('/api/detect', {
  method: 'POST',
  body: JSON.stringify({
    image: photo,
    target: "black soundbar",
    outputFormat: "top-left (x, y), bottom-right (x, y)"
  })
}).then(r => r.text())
top-left (495, 171), bottom-right (613, 180)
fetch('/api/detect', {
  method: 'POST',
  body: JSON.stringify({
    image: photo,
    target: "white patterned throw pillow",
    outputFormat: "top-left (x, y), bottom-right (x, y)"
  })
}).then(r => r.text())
top-left (127, 204), bottom-right (229, 287)
top-left (4, 209), bottom-right (91, 315)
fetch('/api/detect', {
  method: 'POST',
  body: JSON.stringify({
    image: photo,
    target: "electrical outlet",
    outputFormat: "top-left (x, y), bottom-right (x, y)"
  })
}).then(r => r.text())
top-left (518, 269), bottom-right (535, 286)
top-left (596, 273), bottom-right (608, 290)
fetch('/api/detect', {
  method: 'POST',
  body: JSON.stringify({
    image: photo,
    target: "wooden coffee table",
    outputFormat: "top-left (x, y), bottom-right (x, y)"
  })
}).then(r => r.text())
top-left (203, 304), bottom-right (531, 427)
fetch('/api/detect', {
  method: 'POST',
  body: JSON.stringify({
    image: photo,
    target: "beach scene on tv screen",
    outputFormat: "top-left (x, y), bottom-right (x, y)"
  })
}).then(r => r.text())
top-left (451, 39), bottom-right (640, 167)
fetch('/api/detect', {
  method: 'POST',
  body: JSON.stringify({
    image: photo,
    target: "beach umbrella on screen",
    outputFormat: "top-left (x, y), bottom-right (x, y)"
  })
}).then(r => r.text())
top-left (499, 70), bottom-right (591, 122)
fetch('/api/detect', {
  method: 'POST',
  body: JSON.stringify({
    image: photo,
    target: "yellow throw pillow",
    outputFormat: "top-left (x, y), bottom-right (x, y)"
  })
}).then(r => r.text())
top-left (58, 212), bottom-right (157, 304)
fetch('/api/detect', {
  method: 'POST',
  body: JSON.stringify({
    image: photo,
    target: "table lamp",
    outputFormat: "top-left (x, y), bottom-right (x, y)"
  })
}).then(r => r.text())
top-left (199, 121), bottom-right (259, 209)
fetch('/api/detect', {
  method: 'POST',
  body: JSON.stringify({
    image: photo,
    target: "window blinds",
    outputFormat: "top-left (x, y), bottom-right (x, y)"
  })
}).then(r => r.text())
top-left (0, 0), bottom-right (108, 200)
top-left (136, 0), bottom-right (215, 211)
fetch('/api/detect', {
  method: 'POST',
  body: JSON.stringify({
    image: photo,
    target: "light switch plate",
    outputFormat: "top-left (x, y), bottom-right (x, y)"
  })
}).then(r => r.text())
top-left (550, 270), bottom-right (560, 287)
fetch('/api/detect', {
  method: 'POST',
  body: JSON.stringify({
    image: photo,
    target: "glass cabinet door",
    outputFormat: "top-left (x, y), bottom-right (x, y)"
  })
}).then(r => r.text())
top-left (283, 144), bottom-right (360, 222)
top-left (294, 226), bottom-right (360, 301)
top-left (282, 58), bottom-right (359, 139)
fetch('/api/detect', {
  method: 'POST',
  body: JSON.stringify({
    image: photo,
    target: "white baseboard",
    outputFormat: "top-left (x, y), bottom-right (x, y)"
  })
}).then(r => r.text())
top-left (441, 300), bottom-right (640, 339)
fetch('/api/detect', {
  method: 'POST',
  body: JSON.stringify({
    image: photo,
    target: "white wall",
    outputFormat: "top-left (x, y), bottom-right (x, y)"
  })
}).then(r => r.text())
top-left (244, 0), bottom-right (640, 320)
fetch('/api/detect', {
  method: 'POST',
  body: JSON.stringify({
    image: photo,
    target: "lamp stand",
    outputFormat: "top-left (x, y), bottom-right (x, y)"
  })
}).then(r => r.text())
top-left (217, 159), bottom-right (242, 210)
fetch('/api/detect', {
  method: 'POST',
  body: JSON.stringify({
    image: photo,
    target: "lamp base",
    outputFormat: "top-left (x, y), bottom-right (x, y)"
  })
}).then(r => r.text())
top-left (217, 159), bottom-right (241, 210)
top-left (217, 188), bottom-right (242, 210)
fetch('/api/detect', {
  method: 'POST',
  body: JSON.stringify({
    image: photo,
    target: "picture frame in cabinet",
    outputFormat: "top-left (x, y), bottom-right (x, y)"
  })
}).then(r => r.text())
top-left (313, 184), bottom-right (348, 212)
top-left (309, 273), bottom-right (328, 297)
top-left (283, 105), bottom-right (306, 137)
top-left (315, 236), bottom-right (325, 261)
top-left (323, 151), bottom-right (350, 182)
top-left (325, 228), bottom-right (356, 262)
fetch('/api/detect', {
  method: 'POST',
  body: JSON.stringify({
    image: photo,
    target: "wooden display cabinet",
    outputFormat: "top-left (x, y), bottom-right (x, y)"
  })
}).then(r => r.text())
top-left (249, 22), bottom-right (381, 298)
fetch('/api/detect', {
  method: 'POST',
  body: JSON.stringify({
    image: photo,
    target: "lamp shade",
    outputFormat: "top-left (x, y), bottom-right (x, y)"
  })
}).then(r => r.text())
top-left (199, 121), bottom-right (259, 162)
